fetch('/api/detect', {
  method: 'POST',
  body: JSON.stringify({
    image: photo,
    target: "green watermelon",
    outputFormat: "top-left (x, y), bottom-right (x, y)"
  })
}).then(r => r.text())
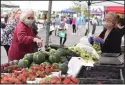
top-left (18, 59), bottom-right (25, 67)
top-left (60, 57), bottom-right (68, 64)
top-left (56, 48), bottom-right (68, 56)
top-left (24, 53), bottom-right (33, 63)
top-left (59, 63), bottom-right (68, 74)
top-left (33, 52), bottom-right (46, 64)
top-left (49, 49), bottom-right (56, 55)
top-left (54, 53), bottom-right (61, 63)
top-left (49, 55), bottom-right (57, 63)
top-left (49, 44), bottom-right (61, 50)
top-left (39, 51), bottom-right (50, 61)
top-left (42, 61), bottom-right (51, 65)
top-left (23, 59), bottom-right (31, 68)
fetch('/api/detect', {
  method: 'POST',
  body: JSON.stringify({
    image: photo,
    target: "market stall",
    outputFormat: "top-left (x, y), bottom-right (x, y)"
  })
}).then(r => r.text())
top-left (1, 1), bottom-right (124, 84)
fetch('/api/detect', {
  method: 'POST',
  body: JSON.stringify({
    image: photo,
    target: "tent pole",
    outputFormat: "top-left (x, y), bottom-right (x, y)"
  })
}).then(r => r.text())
top-left (87, 0), bottom-right (91, 36)
top-left (45, 1), bottom-right (52, 48)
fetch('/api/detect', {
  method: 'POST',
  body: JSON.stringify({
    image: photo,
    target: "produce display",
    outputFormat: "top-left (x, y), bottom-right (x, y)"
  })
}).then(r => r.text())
top-left (1, 44), bottom-right (123, 84)
top-left (40, 76), bottom-right (79, 84)
top-left (92, 42), bottom-right (101, 55)
top-left (68, 46), bottom-right (98, 62)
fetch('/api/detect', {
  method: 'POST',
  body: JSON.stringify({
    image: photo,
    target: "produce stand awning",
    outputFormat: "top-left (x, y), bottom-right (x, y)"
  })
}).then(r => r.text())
top-left (61, 8), bottom-right (77, 14)
top-left (1, 4), bottom-right (19, 8)
top-left (106, 6), bottom-right (124, 14)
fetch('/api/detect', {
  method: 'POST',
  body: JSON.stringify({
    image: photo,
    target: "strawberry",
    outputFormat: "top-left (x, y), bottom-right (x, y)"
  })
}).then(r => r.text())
top-left (1, 80), bottom-right (7, 84)
top-left (3, 77), bottom-right (8, 81)
top-left (8, 77), bottom-right (15, 84)
top-left (41, 80), bottom-right (47, 84)
top-left (69, 81), bottom-right (74, 84)
top-left (50, 79), bottom-right (57, 84)
top-left (22, 72), bottom-right (28, 78)
top-left (13, 71), bottom-right (20, 76)
top-left (63, 78), bottom-right (71, 84)
top-left (70, 77), bottom-right (79, 84)
top-left (54, 69), bottom-right (60, 72)
top-left (52, 76), bottom-right (58, 79)
top-left (56, 80), bottom-right (61, 84)
top-left (50, 67), bottom-right (54, 71)
top-left (40, 73), bottom-right (45, 78)
top-left (45, 69), bottom-right (50, 74)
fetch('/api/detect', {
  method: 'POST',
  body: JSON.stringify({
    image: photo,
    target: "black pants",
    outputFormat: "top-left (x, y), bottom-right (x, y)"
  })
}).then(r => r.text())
top-left (72, 24), bottom-right (76, 33)
top-left (85, 29), bottom-right (88, 36)
top-left (60, 34), bottom-right (67, 45)
top-left (92, 24), bottom-right (96, 35)
top-left (3, 45), bottom-right (10, 55)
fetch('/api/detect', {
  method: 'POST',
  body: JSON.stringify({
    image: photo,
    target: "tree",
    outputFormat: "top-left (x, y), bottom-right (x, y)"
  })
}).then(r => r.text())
top-left (71, 1), bottom-right (88, 16)
top-left (72, 1), bottom-right (81, 13)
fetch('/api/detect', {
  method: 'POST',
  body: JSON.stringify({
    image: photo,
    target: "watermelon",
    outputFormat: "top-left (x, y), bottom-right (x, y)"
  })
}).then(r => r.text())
top-left (56, 48), bottom-right (68, 56)
top-left (42, 61), bottom-right (51, 65)
top-left (39, 51), bottom-right (50, 61)
top-left (24, 53), bottom-right (33, 63)
top-left (54, 53), bottom-right (61, 63)
top-left (18, 59), bottom-right (25, 67)
top-left (23, 59), bottom-right (31, 68)
top-left (18, 59), bottom-right (30, 68)
top-left (60, 57), bottom-right (68, 64)
top-left (33, 52), bottom-right (46, 64)
top-left (49, 49), bottom-right (56, 55)
top-left (49, 44), bottom-right (61, 50)
top-left (59, 63), bottom-right (68, 74)
top-left (49, 55), bottom-right (57, 63)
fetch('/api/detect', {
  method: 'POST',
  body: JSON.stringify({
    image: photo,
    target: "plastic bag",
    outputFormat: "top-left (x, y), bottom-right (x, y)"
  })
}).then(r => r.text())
top-left (58, 30), bottom-right (66, 38)
top-left (79, 36), bottom-right (92, 46)
top-left (50, 25), bottom-right (55, 31)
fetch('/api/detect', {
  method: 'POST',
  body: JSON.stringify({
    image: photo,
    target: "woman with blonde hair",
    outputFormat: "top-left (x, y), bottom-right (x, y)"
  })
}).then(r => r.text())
top-left (1, 8), bottom-right (22, 56)
top-left (88, 12), bottom-right (125, 53)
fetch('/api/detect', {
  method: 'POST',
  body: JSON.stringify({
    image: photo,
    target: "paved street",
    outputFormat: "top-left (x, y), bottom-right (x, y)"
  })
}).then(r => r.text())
top-left (1, 25), bottom-right (103, 64)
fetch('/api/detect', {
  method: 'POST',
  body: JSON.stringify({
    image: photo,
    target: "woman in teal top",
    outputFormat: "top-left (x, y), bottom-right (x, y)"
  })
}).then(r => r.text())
top-left (58, 18), bottom-right (67, 46)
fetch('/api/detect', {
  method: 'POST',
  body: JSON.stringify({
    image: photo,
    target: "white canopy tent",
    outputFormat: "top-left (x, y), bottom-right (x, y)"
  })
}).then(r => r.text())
top-left (90, 1), bottom-right (124, 6)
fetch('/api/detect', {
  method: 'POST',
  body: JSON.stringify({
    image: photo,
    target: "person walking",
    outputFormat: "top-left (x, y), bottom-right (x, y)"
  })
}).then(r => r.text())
top-left (57, 18), bottom-right (67, 46)
top-left (72, 17), bottom-right (76, 35)
top-left (92, 17), bottom-right (98, 35)
top-left (55, 15), bottom-right (61, 36)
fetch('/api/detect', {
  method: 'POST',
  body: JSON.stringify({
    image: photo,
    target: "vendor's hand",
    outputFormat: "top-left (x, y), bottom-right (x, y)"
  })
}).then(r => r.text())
top-left (88, 36), bottom-right (94, 45)
top-left (93, 37), bottom-right (104, 44)
top-left (33, 38), bottom-right (43, 47)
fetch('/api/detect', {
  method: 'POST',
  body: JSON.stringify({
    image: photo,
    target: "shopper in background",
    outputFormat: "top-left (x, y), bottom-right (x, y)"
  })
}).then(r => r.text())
top-left (72, 17), bottom-right (76, 35)
top-left (8, 9), bottom-right (43, 61)
top-left (55, 15), bottom-right (61, 36)
top-left (91, 17), bottom-right (98, 35)
top-left (1, 9), bottom-right (22, 56)
top-left (58, 18), bottom-right (67, 46)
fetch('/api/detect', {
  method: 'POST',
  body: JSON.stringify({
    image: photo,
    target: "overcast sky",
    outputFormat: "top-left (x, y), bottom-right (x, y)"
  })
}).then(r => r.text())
top-left (10, 1), bottom-right (124, 11)
top-left (11, 1), bottom-right (73, 11)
